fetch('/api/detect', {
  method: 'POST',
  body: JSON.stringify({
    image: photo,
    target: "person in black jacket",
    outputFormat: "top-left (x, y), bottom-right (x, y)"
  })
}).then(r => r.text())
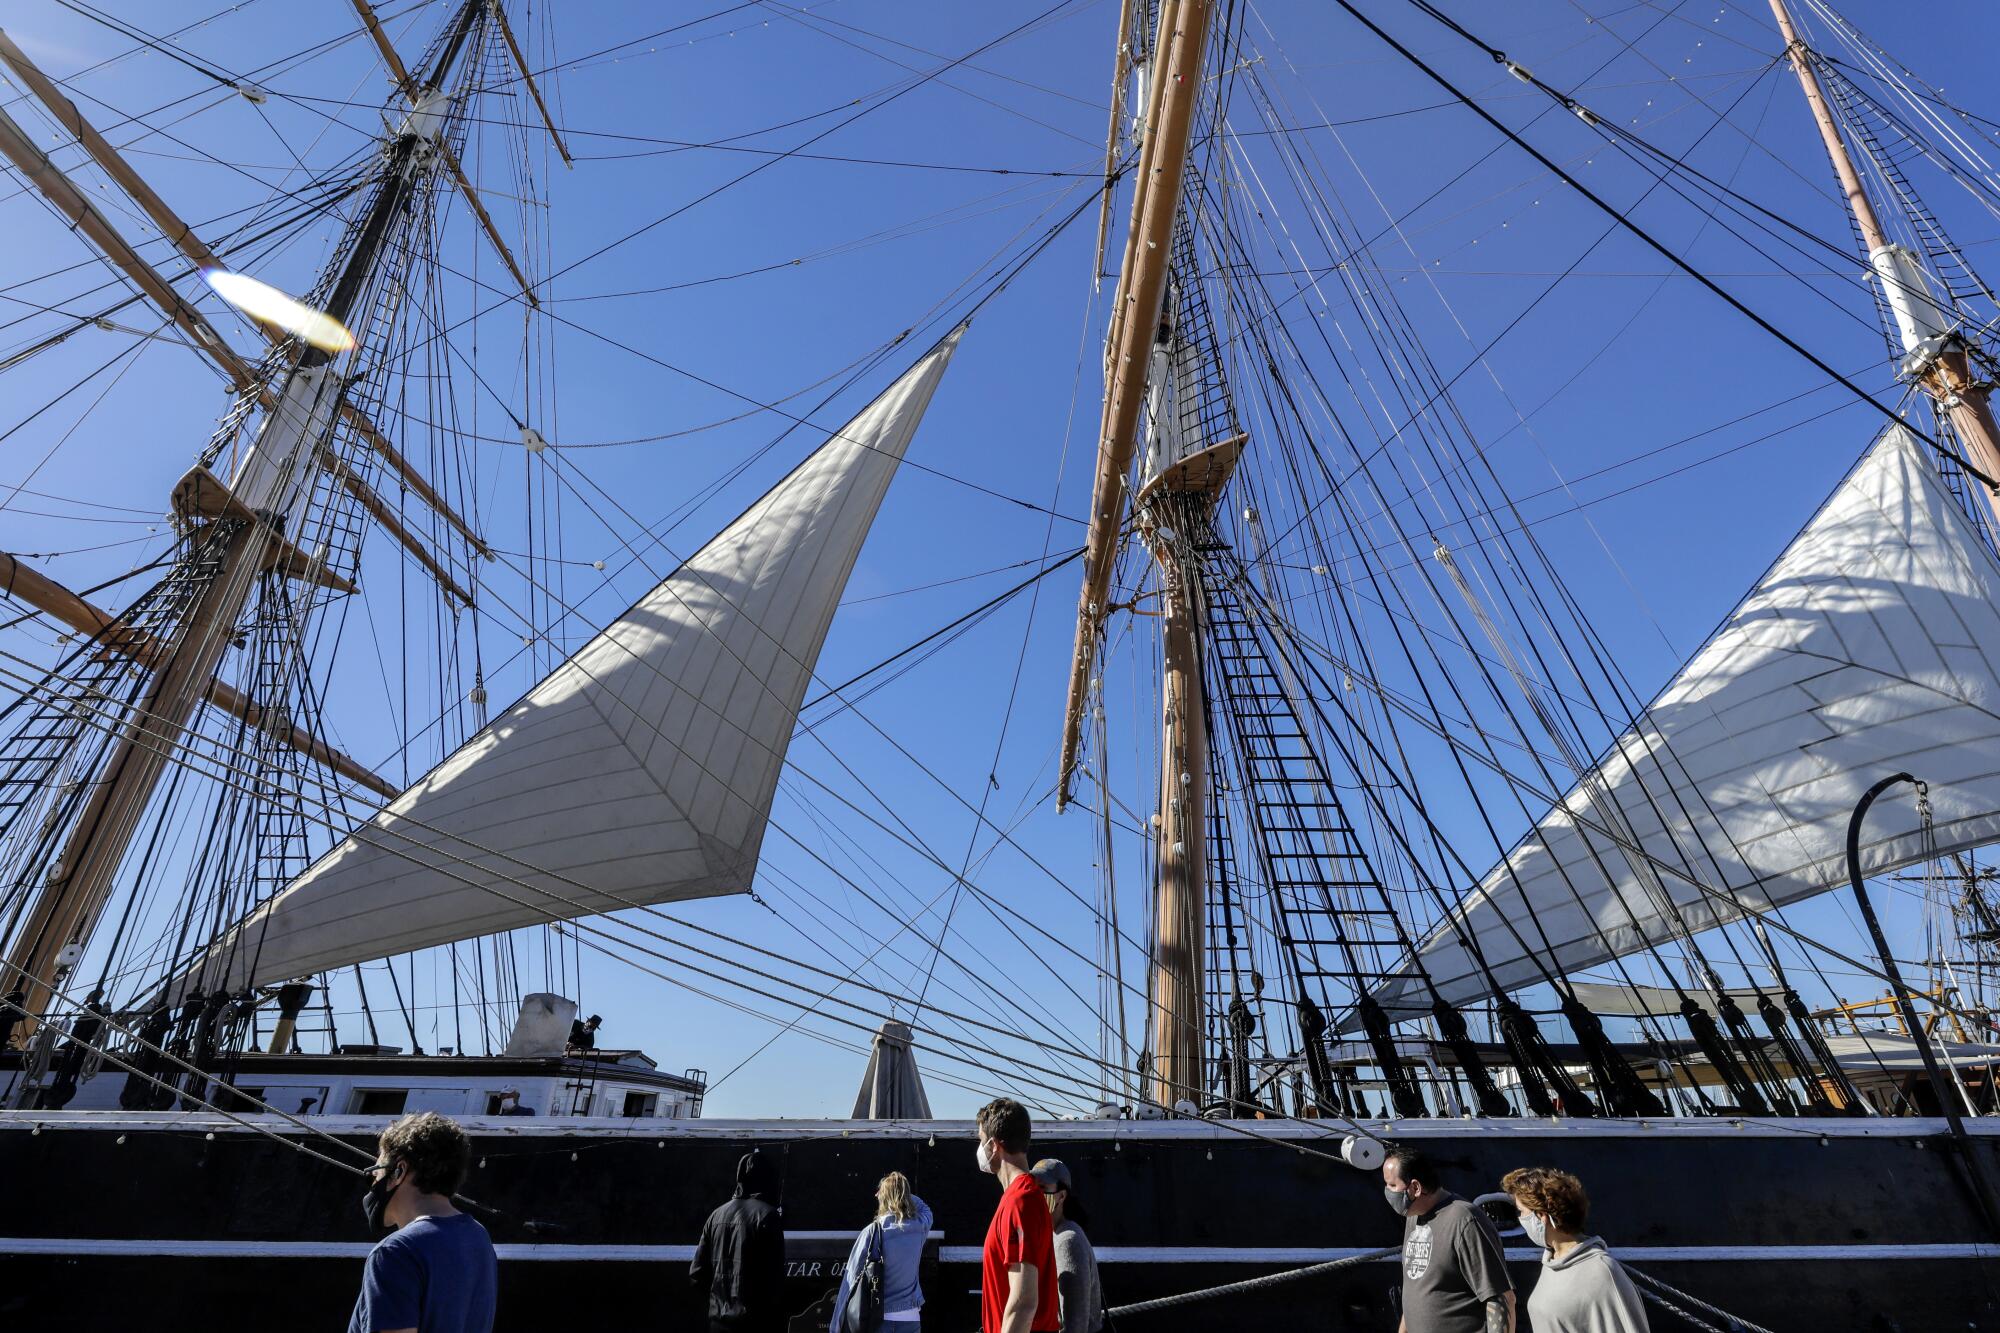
top-left (691, 1149), bottom-right (788, 1333)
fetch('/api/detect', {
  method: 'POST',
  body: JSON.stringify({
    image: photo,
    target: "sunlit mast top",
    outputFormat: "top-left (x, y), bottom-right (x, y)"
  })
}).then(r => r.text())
top-left (1767, 0), bottom-right (2000, 530)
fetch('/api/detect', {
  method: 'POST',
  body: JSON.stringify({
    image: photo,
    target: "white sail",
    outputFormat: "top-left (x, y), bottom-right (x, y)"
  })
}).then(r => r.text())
top-left (1370, 427), bottom-right (2000, 1021)
top-left (176, 330), bottom-right (963, 998)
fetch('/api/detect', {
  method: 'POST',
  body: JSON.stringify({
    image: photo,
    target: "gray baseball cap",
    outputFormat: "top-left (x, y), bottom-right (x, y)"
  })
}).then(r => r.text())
top-left (1029, 1158), bottom-right (1072, 1192)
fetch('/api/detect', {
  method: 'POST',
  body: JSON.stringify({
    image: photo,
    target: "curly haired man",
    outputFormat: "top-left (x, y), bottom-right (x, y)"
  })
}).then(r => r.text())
top-left (349, 1111), bottom-right (497, 1333)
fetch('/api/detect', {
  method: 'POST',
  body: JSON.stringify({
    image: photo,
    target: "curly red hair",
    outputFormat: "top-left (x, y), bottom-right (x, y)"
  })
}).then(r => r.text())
top-left (1501, 1166), bottom-right (1589, 1233)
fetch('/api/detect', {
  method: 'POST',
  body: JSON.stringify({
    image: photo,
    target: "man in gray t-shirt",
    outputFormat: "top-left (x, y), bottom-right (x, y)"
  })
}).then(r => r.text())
top-left (1384, 1148), bottom-right (1513, 1333)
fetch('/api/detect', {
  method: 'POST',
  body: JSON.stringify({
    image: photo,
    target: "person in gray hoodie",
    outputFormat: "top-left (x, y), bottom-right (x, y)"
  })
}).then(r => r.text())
top-left (830, 1171), bottom-right (931, 1332)
top-left (1499, 1167), bottom-right (1649, 1333)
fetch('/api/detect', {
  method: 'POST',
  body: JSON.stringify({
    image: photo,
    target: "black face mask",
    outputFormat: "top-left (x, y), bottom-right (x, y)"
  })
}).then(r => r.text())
top-left (362, 1164), bottom-right (402, 1230)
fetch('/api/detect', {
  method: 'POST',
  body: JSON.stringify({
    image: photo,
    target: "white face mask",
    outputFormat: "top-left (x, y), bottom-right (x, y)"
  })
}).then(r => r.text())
top-left (1519, 1211), bottom-right (1549, 1249)
top-left (976, 1139), bottom-right (996, 1174)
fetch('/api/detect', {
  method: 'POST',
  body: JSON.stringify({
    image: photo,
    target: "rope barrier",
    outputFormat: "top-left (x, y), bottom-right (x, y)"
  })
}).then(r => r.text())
top-left (1636, 1283), bottom-right (1732, 1333)
top-left (1097, 1238), bottom-right (1782, 1331)
top-left (1628, 1265), bottom-right (1778, 1333)
top-left (1101, 1245), bottom-right (1400, 1318)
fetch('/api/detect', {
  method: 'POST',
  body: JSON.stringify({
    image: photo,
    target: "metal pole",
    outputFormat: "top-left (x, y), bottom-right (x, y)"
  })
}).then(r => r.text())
top-left (1847, 772), bottom-right (2000, 1236)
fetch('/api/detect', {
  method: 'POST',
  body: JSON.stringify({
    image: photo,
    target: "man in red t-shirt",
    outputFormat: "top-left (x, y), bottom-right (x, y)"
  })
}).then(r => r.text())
top-left (976, 1097), bottom-right (1059, 1333)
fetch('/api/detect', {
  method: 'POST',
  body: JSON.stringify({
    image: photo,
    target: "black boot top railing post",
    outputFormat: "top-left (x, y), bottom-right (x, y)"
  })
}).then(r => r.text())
top-left (1847, 772), bottom-right (2000, 1238)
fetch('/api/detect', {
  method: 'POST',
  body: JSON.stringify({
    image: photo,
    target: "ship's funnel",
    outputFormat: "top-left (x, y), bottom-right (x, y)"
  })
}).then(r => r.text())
top-left (851, 1019), bottom-right (932, 1120)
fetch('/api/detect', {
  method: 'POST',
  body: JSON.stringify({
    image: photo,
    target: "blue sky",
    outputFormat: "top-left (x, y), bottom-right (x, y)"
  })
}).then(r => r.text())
top-left (4, 1), bottom-right (1999, 1117)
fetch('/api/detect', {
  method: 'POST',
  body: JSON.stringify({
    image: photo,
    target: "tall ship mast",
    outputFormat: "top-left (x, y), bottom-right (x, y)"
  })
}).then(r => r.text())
top-left (0, 0), bottom-right (495, 1041)
top-left (5, 2), bottom-right (2000, 1328)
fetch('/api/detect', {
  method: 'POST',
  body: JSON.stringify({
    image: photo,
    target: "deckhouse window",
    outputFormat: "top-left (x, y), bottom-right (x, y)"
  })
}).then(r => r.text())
top-left (351, 1089), bottom-right (409, 1115)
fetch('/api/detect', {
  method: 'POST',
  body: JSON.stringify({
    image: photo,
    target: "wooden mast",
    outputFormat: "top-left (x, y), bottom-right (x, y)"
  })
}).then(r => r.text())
top-left (1056, 0), bottom-right (1218, 1107)
top-left (0, 24), bottom-right (491, 577)
top-left (346, 0), bottom-right (541, 308)
top-left (1148, 531), bottom-right (1207, 1108)
top-left (0, 0), bottom-right (489, 1027)
top-left (1057, 0), bottom-right (1215, 809)
top-left (1768, 0), bottom-right (2000, 526)
top-left (1136, 439), bottom-right (1243, 1108)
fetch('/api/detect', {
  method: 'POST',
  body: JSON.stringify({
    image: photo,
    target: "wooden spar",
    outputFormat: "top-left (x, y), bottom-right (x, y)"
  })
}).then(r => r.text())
top-left (0, 97), bottom-right (249, 388)
top-left (348, 0), bottom-right (540, 307)
top-left (1057, 0), bottom-right (1214, 809)
top-left (439, 144), bottom-right (540, 306)
top-left (1768, 0), bottom-right (2000, 526)
top-left (317, 453), bottom-right (477, 606)
top-left (1767, 1), bottom-right (1889, 253)
top-left (348, 0), bottom-right (417, 90)
top-left (0, 29), bottom-right (224, 274)
top-left (0, 5), bottom-right (487, 1027)
top-left (0, 554), bottom-right (399, 801)
top-left (1090, 0), bottom-right (1140, 288)
top-left (489, 0), bottom-right (574, 168)
top-left (1, 540), bottom-right (263, 1019)
top-left (0, 553), bottom-right (147, 657)
top-left (1139, 447), bottom-right (1241, 1109)
top-left (0, 22), bottom-right (492, 568)
top-left (340, 406), bottom-right (492, 559)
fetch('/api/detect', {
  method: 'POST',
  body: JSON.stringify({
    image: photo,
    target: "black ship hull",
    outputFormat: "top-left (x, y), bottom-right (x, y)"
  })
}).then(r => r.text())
top-left (2, 1112), bottom-right (1996, 1330)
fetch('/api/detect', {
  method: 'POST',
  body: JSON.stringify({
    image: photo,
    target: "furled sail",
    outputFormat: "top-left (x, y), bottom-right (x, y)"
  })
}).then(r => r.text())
top-left (174, 329), bottom-right (964, 999)
top-left (851, 1019), bottom-right (933, 1119)
top-left (1370, 427), bottom-right (2000, 1021)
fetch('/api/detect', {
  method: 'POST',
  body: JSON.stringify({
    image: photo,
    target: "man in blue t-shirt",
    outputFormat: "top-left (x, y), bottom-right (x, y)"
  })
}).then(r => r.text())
top-left (349, 1111), bottom-right (497, 1333)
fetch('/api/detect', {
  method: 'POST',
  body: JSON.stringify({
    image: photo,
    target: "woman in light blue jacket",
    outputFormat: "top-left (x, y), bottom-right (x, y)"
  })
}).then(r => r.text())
top-left (831, 1171), bottom-right (930, 1331)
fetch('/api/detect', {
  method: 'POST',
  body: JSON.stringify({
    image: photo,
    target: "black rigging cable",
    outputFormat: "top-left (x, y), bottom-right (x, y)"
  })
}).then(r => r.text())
top-left (1346, 0), bottom-right (1997, 489)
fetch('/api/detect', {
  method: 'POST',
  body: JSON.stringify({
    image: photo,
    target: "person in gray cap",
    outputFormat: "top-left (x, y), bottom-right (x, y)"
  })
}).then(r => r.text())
top-left (1030, 1158), bottom-right (1104, 1333)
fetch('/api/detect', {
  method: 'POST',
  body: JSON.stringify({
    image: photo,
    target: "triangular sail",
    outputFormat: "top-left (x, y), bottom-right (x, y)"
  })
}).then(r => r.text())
top-left (1371, 427), bottom-right (2000, 1020)
top-left (176, 330), bottom-right (963, 998)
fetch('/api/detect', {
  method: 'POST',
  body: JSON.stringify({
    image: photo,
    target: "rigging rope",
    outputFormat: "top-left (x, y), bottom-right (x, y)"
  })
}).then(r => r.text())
top-left (1338, 0), bottom-right (2000, 492)
top-left (1626, 1266), bottom-right (1779, 1333)
top-left (1103, 1244), bottom-right (1401, 1319)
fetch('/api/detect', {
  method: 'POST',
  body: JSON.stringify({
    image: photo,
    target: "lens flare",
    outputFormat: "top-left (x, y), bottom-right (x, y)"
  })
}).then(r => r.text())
top-left (203, 269), bottom-right (355, 354)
